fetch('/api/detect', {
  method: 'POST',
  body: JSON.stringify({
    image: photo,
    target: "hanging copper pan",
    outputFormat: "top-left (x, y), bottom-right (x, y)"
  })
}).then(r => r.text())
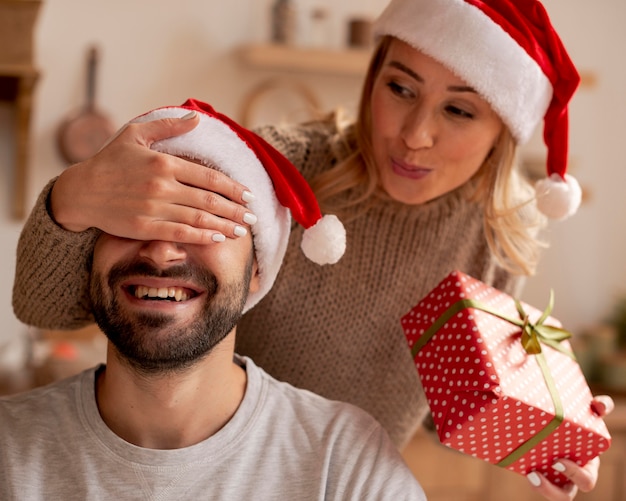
top-left (57, 45), bottom-right (115, 165)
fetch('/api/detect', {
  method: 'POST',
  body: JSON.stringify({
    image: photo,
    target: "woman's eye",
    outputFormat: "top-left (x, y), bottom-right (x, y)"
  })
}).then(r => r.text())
top-left (446, 105), bottom-right (474, 119)
top-left (387, 81), bottom-right (413, 98)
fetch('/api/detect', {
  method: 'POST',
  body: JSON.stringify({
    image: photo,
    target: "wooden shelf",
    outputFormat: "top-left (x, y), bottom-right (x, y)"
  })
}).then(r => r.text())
top-left (237, 43), bottom-right (372, 77)
top-left (238, 43), bottom-right (598, 87)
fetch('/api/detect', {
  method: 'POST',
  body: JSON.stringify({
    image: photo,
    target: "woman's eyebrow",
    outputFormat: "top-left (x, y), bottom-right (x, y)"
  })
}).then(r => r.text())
top-left (387, 60), bottom-right (478, 93)
top-left (388, 60), bottom-right (422, 82)
top-left (448, 84), bottom-right (477, 93)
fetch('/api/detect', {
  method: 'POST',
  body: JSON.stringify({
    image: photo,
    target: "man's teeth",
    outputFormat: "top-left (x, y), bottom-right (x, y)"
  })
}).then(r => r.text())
top-left (134, 286), bottom-right (188, 301)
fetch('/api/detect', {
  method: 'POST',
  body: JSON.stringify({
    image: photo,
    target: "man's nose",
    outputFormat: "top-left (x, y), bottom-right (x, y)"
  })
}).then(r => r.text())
top-left (138, 241), bottom-right (188, 267)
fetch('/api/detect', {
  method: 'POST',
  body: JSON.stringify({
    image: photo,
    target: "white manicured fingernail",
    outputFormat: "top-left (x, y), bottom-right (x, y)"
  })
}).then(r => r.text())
top-left (212, 233), bottom-right (226, 242)
top-left (243, 213), bottom-right (257, 225)
top-left (234, 226), bottom-right (247, 237)
top-left (242, 191), bottom-right (255, 203)
top-left (181, 111), bottom-right (197, 120)
top-left (526, 472), bottom-right (541, 487)
top-left (552, 462), bottom-right (566, 472)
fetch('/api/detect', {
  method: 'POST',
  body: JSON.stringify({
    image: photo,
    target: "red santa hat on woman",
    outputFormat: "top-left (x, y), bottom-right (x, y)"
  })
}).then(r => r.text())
top-left (374, 0), bottom-right (582, 220)
top-left (131, 99), bottom-right (346, 312)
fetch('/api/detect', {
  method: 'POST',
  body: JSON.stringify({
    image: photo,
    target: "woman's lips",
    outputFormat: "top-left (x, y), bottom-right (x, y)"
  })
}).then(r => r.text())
top-left (391, 159), bottom-right (432, 180)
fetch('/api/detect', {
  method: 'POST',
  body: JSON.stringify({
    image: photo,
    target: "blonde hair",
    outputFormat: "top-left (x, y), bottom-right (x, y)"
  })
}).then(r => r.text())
top-left (311, 36), bottom-right (546, 276)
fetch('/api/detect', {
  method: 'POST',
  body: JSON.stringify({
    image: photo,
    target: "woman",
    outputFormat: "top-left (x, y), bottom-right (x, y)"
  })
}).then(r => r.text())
top-left (13, 0), bottom-right (611, 498)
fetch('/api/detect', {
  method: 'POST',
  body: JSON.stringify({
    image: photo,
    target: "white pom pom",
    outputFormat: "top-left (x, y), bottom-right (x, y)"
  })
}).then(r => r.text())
top-left (301, 214), bottom-right (346, 265)
top-left (535, 173), bottom-right (582, 220)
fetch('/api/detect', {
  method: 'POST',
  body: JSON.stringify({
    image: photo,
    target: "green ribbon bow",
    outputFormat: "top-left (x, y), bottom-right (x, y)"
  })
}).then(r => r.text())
top-left (515, 290), bottom-right (573, 356)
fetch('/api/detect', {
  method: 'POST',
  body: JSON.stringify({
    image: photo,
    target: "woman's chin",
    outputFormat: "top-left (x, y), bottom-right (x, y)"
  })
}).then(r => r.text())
top-left (380, 181), bottom-right (430, 205)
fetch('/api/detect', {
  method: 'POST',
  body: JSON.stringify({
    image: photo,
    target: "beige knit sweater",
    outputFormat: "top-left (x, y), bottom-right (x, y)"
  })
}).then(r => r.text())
top-left (12, 119), bottom-right (524, 448)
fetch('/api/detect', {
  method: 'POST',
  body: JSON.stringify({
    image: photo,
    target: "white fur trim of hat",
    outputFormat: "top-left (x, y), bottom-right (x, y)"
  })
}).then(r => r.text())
top-left (131, 99), bottom-right (346, 313)
top-left (373, 0), bottom-right (582, 220)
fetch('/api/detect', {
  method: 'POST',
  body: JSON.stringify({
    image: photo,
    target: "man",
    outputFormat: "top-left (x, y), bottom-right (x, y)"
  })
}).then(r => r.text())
top-left (1, 100), bottom-right (426, 500)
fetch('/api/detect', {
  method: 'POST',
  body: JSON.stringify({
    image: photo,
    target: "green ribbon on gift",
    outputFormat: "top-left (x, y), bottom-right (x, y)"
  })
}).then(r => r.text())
top-left (410, 292), bottom-right (574, 468)
top-left (410, 291), bottom-right (573, 359)
top-left (496, 351), bottom-right (563, 467)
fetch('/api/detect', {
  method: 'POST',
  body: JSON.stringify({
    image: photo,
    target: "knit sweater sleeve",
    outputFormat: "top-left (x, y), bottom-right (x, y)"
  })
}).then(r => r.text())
top-left (12, 178), bottom-right (99, 329)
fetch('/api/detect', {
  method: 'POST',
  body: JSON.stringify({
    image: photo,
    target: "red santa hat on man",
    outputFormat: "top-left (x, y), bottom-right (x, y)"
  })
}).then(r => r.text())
top-left (131, 99), bottom-right (346, 312)
top-left (374, 0), bottom-right (582, 220)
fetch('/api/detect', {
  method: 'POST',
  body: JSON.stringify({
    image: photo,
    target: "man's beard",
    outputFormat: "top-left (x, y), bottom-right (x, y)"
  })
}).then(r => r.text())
top-left (89, 258), bottom-right (252, 376)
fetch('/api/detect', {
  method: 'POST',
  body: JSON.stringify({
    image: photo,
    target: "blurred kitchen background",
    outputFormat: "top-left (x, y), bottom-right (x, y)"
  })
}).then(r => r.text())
top-left (2, 1), bottom-right (626, 499)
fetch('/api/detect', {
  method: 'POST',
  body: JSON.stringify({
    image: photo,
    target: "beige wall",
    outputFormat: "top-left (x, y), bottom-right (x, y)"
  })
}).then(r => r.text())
top-left (1, 0), bottom-right (625, 349)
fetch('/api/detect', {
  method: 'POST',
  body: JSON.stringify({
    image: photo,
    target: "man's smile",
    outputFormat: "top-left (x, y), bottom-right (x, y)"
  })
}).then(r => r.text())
top-left (129, 285), bottom-right (196, 302)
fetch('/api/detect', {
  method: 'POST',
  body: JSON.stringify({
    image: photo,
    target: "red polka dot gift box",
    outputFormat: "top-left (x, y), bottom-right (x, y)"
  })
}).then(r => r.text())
top-left (401, 270), bottom-right (611, 486)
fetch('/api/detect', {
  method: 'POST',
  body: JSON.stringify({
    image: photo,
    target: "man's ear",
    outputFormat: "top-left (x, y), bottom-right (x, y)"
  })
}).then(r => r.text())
top-left (248, 258), bottom-right (261, 294)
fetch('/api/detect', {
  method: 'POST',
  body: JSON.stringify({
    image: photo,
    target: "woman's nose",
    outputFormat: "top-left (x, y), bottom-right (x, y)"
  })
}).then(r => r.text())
top-left (138, 240), bottom-right (188, 267)
top-left (402, 107), bottom-right (436, 150)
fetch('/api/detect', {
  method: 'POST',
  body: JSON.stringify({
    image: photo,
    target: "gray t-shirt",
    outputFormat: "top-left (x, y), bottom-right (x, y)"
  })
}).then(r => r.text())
top-left (0, 356), bottom-right (426, 500)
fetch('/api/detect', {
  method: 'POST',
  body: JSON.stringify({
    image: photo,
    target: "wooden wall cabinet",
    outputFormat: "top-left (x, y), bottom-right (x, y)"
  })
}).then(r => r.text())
top-left (0, 0), bottom-right (42, 220)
